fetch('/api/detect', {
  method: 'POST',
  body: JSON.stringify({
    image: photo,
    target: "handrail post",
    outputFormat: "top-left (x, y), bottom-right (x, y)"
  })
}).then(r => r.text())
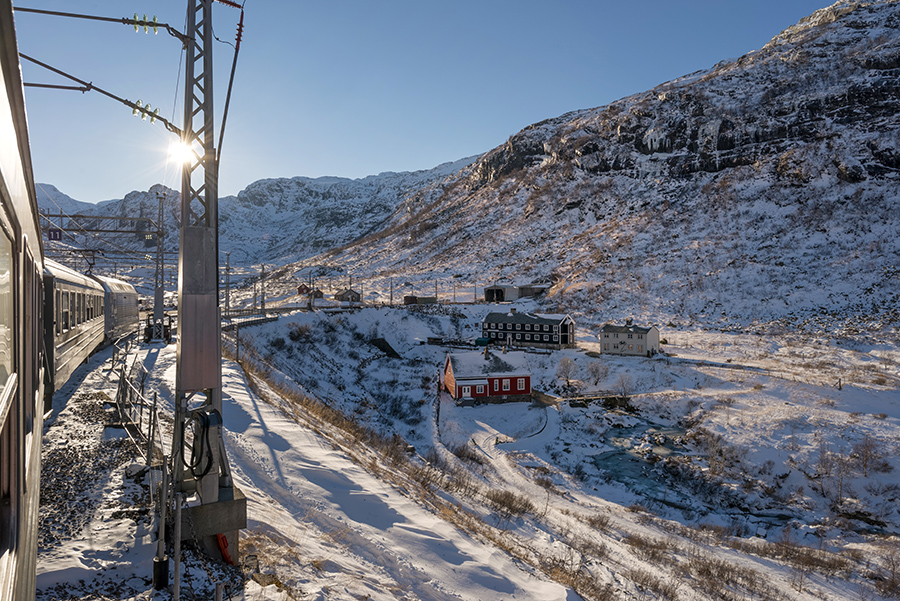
top-left (147, 393), bottom-right (157, 466)
top-left (152, 454), bottom-right (170, 591)
top-left (173, 493), bottom-right (182, 600)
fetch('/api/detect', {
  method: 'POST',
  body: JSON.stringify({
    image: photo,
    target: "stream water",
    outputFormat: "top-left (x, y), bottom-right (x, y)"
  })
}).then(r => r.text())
top-left (591, 420), bottom-right (697, 510)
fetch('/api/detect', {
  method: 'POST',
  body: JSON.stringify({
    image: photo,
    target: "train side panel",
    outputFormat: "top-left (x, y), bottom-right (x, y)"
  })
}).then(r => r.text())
top-left (43, 260), bottom-right (105, 395)
top-left (93, 275), bottom-right (139, 343)
top-left (0, 1), bottom-right (46, 597)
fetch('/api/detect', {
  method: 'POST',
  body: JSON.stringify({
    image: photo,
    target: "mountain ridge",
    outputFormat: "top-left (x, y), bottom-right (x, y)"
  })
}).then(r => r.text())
top-left (38, 1), bottom-right (900, 338)
top-left (295, 0), bottom-right (900, 337)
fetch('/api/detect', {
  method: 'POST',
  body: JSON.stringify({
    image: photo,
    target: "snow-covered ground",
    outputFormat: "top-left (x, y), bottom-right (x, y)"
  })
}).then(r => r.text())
top-left (36, 303), bottom-right (900, 600)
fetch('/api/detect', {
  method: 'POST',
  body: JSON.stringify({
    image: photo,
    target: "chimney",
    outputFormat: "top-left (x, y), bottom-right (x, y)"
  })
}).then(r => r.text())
top-left (626, 317), bottom-right (633, 326)
top-left (510, 308), bottom-right (517, 315)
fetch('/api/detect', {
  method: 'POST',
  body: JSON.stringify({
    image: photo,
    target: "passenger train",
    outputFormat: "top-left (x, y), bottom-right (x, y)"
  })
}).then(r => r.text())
top-left (42, 260), bottom-right (139, 408)
top-left (1, 2), bottom-right (140, 596)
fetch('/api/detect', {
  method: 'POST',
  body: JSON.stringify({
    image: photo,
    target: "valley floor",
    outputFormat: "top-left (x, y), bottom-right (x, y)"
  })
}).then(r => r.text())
top-left (34, 305), bottom-right (900, 601)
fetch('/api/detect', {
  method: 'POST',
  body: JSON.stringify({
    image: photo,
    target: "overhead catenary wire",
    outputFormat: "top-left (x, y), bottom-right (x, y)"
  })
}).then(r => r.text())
top-left (216, 8), bottom-right (244, 163)
top-left (19, 53), bottom-right (183, 136)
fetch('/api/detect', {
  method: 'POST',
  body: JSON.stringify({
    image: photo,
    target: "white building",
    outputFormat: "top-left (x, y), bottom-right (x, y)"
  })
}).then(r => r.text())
top-left (600, 322), bottom-right (659, 356)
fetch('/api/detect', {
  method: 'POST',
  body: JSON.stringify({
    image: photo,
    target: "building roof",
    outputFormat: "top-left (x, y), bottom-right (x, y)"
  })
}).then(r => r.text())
top-left (447, 350), bottom-right (530, 379)
top-left (482, 311), bottom-right (574, 327)
top-left (600, 323), bottom-right (656, 335)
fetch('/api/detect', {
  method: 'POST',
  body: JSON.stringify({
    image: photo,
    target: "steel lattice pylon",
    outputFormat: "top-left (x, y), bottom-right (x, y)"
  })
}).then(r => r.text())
top-left (172, 0), bottom-right (245, 563)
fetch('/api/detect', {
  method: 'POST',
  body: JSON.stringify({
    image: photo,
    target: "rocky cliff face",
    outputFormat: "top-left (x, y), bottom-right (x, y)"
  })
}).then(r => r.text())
top-left (321, 0), bottom-right (900, 335)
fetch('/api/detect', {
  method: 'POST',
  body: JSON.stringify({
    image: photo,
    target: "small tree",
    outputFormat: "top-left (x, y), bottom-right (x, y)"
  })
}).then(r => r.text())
top-left (616, 373), bottom-right (633, 399)
top-left (587, 361), bottom-right (609, 386)
top-left (556, 357), bottom-right (576, 387)
top-left (853, 433), bottom-right (880, 477)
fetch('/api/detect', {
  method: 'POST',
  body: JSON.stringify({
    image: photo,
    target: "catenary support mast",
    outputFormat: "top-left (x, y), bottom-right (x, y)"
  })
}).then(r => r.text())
top-left (172, 0), bottom-right (245, 563)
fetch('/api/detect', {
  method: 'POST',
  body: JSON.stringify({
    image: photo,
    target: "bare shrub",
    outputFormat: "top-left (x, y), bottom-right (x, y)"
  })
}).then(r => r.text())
top-left (287, 321), bottom-right (313, 342)
top-left (450, 442), bottom-right (484, 465)
top-left (625, 568), bottom-right (679, 601)
top-left (534, 476), bottom-right (555, 491)
top-left (873, 541), bottom-right (900, 598)
top-left (623, 534), bottom-right (672, 564)
top-left (540, 553), bottom-right (619, 600)
top-left (585, 513), bottom-right (611, 532)
top-left (485, 489), bottom-right (535, 518)
top-left (683, 547), bottom-right (780, 600)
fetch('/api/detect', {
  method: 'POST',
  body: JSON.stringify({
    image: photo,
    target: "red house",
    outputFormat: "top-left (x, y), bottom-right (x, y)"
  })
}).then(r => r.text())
top-left (442, 350), bottom-right (531, 404)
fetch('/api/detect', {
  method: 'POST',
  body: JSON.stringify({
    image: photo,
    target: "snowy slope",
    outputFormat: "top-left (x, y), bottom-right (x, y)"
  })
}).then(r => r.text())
top-left (36, 304), bottom-right (900, 600)
top-left (285, 0), bottom-right (900, 337)
top-left (39, 3), bottom-right (900, 338)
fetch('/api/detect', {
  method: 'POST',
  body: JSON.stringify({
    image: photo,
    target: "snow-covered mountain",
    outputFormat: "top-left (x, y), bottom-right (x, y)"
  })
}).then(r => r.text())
top-left (296, 0), bottom-right (900, 336)
top-left (35, 183), bottom-right (95, 215)
top-left (218, 157), bottom-right (475, 264)
top-left (40, 1), bottom-right (900, 337)
top-left (36, 157), bottom-right (476, 267)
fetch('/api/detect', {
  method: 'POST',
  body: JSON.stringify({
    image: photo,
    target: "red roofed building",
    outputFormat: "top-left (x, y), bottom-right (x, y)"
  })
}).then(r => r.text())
top-left (442, 350), bottom-right (531, 404)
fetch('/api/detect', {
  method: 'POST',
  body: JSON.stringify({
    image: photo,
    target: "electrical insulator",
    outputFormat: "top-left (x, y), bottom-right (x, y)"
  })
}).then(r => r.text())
top-left (150, 108), bottom-right (159, 124)
top-left (235, 10), bottom-right (244, 47)
top-left (133, 13), bottom-right (139, 33)
top-left (143, 14), bottom-right (149, 33)
top-left (133, 99), bottom-right (143, 116)
top-left (152, 16), bottom-right (159, 35)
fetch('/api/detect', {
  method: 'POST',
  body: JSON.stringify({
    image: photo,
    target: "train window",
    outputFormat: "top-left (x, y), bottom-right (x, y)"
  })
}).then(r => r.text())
top-left (56, 290), bottom-right (61, 334)
top-left (0, 416), bottom-right (14, 554)
top-left (61, 291), bottom-right (69, 331)
top-left (0, 229), bottom-right (12, 389)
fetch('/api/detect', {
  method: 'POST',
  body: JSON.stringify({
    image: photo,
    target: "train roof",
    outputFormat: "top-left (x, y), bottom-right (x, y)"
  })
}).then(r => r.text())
top-left (0, 0), bottom-right (43, 265)
top-left (91, 274), bottom-right (137, 295)
top-left (43, 259), bottom-right (104, 292)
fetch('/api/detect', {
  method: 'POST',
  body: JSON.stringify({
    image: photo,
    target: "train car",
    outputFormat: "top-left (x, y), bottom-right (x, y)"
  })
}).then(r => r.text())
top-left (0, 1), bottom-right (47, 597)
top-left (42, 259), bottom-right (106, 401)
top-left (92, 274), bottom-right (139, 343)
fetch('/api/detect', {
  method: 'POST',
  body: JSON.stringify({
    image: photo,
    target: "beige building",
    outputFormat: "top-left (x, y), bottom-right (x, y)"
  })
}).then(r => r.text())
top-left (600, 322), bottom-right (659, 356)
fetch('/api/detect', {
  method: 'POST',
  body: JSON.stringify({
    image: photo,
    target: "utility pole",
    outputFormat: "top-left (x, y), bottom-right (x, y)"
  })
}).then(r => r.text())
top-left (260, 264), bottom-right (266, 312)
top-left (172, 0), bottom-right (245, 564)
top-left (152, 190), bottom-right (165, 340)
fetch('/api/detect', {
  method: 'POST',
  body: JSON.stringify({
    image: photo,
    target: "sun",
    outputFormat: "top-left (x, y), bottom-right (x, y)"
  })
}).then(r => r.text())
top-left (167, 139), bottom-right (196, 164)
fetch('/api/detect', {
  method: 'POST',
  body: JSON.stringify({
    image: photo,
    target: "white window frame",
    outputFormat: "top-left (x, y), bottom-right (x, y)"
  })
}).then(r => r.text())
top-left (502, 379), bottom-right (510, 391)
top-left (517, 378), bottom-right (525, 390)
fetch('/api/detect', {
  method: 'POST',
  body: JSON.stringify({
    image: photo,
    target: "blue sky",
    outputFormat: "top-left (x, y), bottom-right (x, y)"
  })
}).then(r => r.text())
top-left (15, 0), bottom-right (829, 202)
